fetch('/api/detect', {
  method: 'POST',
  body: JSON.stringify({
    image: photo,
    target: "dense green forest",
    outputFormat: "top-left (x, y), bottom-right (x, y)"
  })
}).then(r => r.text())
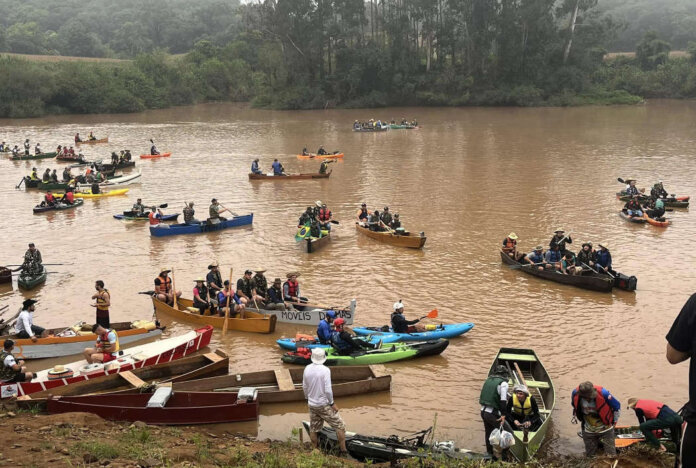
top-left (1, 0), bottom-right (696, 117)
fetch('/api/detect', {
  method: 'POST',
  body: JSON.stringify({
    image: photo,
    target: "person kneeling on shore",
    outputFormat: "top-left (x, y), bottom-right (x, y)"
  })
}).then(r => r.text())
top-left (83, 324), bottom-right (120, 364)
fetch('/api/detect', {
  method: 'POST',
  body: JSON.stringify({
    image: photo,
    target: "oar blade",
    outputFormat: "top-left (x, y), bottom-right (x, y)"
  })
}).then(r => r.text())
top-left (427, 309), bottom-right (438, 319)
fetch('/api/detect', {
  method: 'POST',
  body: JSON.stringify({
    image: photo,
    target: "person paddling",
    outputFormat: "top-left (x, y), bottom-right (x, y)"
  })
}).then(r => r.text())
top-left (317, 310), bottom-right (336, 345)
top-left (330, 318), bottom-right (380, 355)
top-left (150, 139), bottom-right (160, 156)
top-left (391, 301), bottom-right (426, 333)
top-left (271, 158), bottom-right (286, 176)
top-left (148, 206), bottom-right (163, 225)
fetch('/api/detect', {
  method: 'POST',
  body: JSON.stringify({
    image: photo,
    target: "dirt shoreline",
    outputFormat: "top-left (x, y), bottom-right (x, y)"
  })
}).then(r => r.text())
top-left (0, 409), bottom-right (675, 467)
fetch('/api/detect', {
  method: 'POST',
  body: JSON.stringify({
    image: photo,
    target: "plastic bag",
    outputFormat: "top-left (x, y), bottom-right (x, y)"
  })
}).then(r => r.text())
top-left (489, 425), bottom-right (515, 449)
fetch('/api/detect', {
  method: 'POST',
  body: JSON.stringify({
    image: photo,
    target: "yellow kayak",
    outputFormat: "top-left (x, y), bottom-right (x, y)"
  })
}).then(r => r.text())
top-left (55, 188), bottom-right (129, 198)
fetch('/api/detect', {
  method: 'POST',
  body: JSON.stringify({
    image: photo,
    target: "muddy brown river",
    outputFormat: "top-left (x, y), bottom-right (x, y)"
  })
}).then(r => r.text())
top-left (1, 101), bottom-right (695, 455)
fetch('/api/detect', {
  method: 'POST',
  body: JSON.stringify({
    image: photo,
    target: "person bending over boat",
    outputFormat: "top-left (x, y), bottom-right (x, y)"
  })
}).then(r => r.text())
top-left (330, 318), bottom-right (380, 355)
top-left (317, 310), bottom-right (336, 344)
top-left (561, 252), bottom-right (582, 276)
top-left (217, 281), bottom-right (245, 317)
top-left (317, 203), bottom-right (332, 232)
top-left (317, 145), bottom-right (327, 155)
top-left (271, 158), bottom-right (286, 176)
top-left (284, 273), bottom-right (309, 310)
top-left (1, 339), bottom-right (34, 382)
top-left (506, 384), bottom-right (542, 431)
top-left (15, 299), bottom-right (47, 341)
top-left (357, 203), bottom-right (369, 225)
top-left (91, 280), bottom-right (111, 328)
top-left (502, 232), bottom-right (519, 259)
top-left (480, 365), bottom-right (513, 461)
top-left (571, 381), bottom-right (620, 457)
top-left (208, 199), bottom-right (228, 222)
top-left (626, 398), bottom-right (682, 452)
top-left (193, 278), bottom-right (212, 315)
top-left (41, 191), bottom-right (57, 207)
top-left (524, 245), bottom-right (546, 271)
top-left (549, 229), bottom-right (572, 255)
top-left (83, 324), bottom-right (120, 364)
top-left (391, 301), bottom-right (426, 333)
top-left (624, 196), bottom-right (643, 217)
top-left (594, 243), bottom-right (615, 276)
top-left (154, 268), bottom-right (181, 306)
top-left (251, 158), bottom-right (262, 175)
top-left (576, 242), bottom-right (596, 269)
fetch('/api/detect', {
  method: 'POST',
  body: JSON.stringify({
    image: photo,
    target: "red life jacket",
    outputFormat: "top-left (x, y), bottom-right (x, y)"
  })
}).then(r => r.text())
top-left (148, 212), bottom-right (160, 225)
top-left (156, 275), bottom-right (172, 293)
top-left (504, 238), bottom-right (516, 249)
top-left (285, 280), bottom-right (298, 297)
top-left (572, 385), bottom-right (616, 426)
top-left (318, 208), bottom-right (331, 221)
top-left (45, 193), bottom-right (55, 203)
top-left (66, 192), bottom-right (74, 203)
top-left (634, 400), bottom-right (663, 420)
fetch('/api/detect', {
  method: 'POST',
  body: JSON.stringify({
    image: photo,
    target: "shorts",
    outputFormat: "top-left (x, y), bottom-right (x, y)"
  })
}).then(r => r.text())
top-left (309, 405), bottom-right (345, 433)
top-left (6, 373), bottom-right (28, 383)
top-left (17, 325), bottom-right (45, 339)
top-left (101, 353), bottom-right (117, 363)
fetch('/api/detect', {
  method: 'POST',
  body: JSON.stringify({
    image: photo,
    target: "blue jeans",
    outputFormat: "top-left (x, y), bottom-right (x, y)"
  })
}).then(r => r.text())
top-left (627, 209), bottom-right (643, 217)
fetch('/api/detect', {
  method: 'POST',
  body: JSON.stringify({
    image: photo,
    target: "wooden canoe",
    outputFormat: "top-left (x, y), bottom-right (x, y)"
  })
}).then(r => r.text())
top-left (297, 153), bottom-right (344, 159)
top-left (1, 326), bottom-right (213, 400)
top-left (47, 391), bottom-right (259, 425)
top-left (140, 152), bottom-right (171, 159)
top-left (306, 233), bottom-right (331, 253)
top-left (160, 365), bottom-right (391, 403)
top-left (151, 297), bottom-right (277, 333)
top-left (1, 321), bottom-right (164, 359)
top-left (12, 152), bottom-right (57, 161)
top-left (490, 348), bottom-right (555, 462)
top-left (248, 171), bottom-right (331, 180)
top-left (355, 223), bottom-right (426, 248)
top-left (17, 350), bottom-right (229, 409)
top-left (500, 251), bottom-right (614, 293)
top-left (76, 137), bottom-right (108, 145)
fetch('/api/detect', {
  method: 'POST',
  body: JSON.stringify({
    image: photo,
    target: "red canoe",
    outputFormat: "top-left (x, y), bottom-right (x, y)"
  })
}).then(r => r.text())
top-left (1, 326), bottom-right (213, 400)
top-left (47, 391), bottom-right (259, 425)
top-left (140, 152), bottom-right (171, 159)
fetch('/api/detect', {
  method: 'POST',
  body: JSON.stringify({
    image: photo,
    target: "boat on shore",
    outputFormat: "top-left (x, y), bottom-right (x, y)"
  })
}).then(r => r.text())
top-left (11, 152), bottom-right (57, 161)
top-left (355, 223), bottom-right (426, 248)
top-left (149, 214), bottom-right (253, 237)
top-left (0, 326), bottom-right (213, 399)
top-left (151, 297), bottom-right (277, 333)
top-left (76, 137), bottom-right (108, 145)
top-left (245, 298), bottom-right (356, 326)
top-left (18, 266), bottom-right (47, 290)
top-left (490, 348), bottom-right (555, 462)
top-left (297, 153), bottom-right (344, 160)
top-left (1, 320), bottom-right (164, 359)
top-left (281, 339), bottom-right (449, 366)
top-left (33, 199), bottom-right (84, 213)
top-left (248, 171), bottom-right (331, 180)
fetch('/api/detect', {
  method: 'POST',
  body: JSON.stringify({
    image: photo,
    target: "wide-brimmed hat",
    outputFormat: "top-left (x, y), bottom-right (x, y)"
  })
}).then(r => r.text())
top-left (315, 200), bottom-right (323, 207)
top-left (311, 348), bottom-right (327, 364)
top-left (625, 178), bottom-right (636, 183)
top-left (209, 261), bottom-right (219, 268)
top-left (254, 270), bottom-right (266, 274)
top-left (273, 278), bottom-right (282, 284)
top-left (578, 381), bottom-right (597, 399)
top-left (534, 245), bottom-right (543, 251)
top-left (160, 268), bottom-right (171, 273)
top-left (508, 232), bottom-right (518, 240)
top-left (554, 228), bottom-right (564, 233)
top-left (627, 397), bottom-right (639, 408)
top-left (492, 365), bottom-right (509, 377)
top-left (513, 384), bottom-right (530, 396)
top-left (286, 272), bottom-right (300, 278)
top-left (598, 243), bottom-right (609, 250)
top-left (22, 298), bottom-right (37, 308)
top-left (48, 365), bottom-right (72, 376)
top-left (194, 278), bottom-right (205, 282)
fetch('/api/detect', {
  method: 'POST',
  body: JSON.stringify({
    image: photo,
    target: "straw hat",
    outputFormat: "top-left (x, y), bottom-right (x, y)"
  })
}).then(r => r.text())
top-left (554, 228), bottom-right (564, 233)
top-left (286, 272), bottom-right (300, 279)
top-left (315, 200), bottom-right (323, 207)
top-left (508, 232), bottom-right (518, 240)
top-left (598, 242), bottom-right (610, 250)
top-left (160, 267), bottom-right (171, 273)
top-left (194, 278), bottom-right (205, 282)
top-left (627, 397), bottom-right (639, 408)
top-left (48, 365), bottom-right (74, 379)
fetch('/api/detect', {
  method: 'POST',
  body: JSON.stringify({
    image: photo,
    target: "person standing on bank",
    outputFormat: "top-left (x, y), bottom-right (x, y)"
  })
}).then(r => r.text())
top-left (479, 365), bottom-right (512, 460)
top-left (627, 398), bottom-right (682, 452)
top-left (91, 280), bottom-right (110, 328)
top-left (571, 381), bottom-right (620, 457)
top-left (666, 292), bottom-right (696, 466)
top-left (303, 348), bottom-right (348, 454)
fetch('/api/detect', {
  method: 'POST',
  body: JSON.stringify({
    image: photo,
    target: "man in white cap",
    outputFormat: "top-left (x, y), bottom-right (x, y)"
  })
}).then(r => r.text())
top-left (390, 301), bottom-right (426, 333)
top-left (302, 348), bottom-right (347, 454)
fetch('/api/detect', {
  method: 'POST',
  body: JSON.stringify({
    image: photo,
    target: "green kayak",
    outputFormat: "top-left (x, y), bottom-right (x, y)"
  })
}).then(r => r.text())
top-left (281, 339), bottom-right (448, 366)
top-left (18, 266), bottom-right (47, 290)
top-left (12, 152), bottom-right (57, 161)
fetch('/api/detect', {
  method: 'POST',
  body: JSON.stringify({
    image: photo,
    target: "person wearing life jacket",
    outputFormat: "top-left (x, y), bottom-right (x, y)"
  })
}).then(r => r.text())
top-left (1, 339), bottom-right (34, 383)
top-left (75, 132), bottom-right (82, 143)
top-left (317, 310), bottom-right (336, 344)
top-left (356, 203), bottom-right (369, 226)
top-left (283, 272), bottom-right (309, 310)
top-left (524, 245), bottom-right (547, 271)
top-left (30, 167), bottom-right (39, 181)
top-left (68, 146), bottom-right (75, 156)
top-left (625, 179), bottom-right (640, 197)
top-left (594, 243), bottom-right (615, 276)
top-left (83, 324), bottom-right (120, 364)
top-left (627, 398), bottom-right (682, 452)
top-left (318, 203), bottom-right (332, 232)
top-left (193, 278), bottom-right (211, 315)
top-left (330, 318), bottom-right (380, 355)
top-left (319, 159), bottom-right (332, 174)
top-left (506, 384), bottom-right (542, 431)
top-left (271, 158), bottom-right (286, 176)
top-left (88, 131), bottom-right (97, 141)
top-left (251, 158), bottom-right (262, 175)
top-left (91, 280), bottom-right (111, 328)
top-left (480, 365), bottom-right (512, 460)
top-left (391, 301), bottom-right (426, 333)
top-left (60, 188), bottom-right (75, 205)
top-left (149, 206), bottom-right (163, 226)
top-left (571, 381), bottom-right (621, 457)
top-left (624, 195), bottom-right (643, 217)
top-left (502, 232), bottom-right (518, 259)
top-left (154, 268), bottom-right (181, 305)
top-left (43, 191), bottom-right (56, 207)
top-left (217, 280), bottom-right (245, 317)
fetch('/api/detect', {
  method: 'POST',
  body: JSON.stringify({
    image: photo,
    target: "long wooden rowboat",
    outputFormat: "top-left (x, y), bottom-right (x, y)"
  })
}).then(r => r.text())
top-left (490, 348), bottom-right (555, 462)
top-left (297, 153), bottom-right (344, 160)
top-left (47, 391), bottom-right (259, 425)
top-left (152, 297), bottom-right (277, 333)
top-left (248, 171), bottom-right (331, 180)
top-left (162, 365), bottom-right (391, 403)
top-left (149, 214), bottom-right (253, 237)
top-left (1, 321), bottom-right (164, 359)
top-left (12, 152), bottom-right (57, 161)
top-left (307, 233), bottom-right (330, 253)
top-left (355, 223), bottom-right (426, 248)
top-left (0, 326), bottom-right (213, 400)
top-left (18, 350), bottom-right (229, 408)
top-left (500, 251), bottom-right (613, 293)
top-left (76, 137), bottom-right (108, 145)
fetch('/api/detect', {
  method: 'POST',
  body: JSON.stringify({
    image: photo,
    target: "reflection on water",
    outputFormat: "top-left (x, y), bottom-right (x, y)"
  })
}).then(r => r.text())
top-left (2, 100), bottom-right (696, 454)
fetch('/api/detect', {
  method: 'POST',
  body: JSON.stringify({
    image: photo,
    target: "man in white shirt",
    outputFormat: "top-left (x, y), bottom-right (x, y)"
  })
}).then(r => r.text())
top-left (0, 339), bottom-right (34, 382)
top-left (15, 299), bottom-right (47, 342)
top-left (302, 348), bottom-right (347, 453)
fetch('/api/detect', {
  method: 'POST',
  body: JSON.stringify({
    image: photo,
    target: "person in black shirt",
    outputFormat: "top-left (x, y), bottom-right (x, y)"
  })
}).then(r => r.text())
top-left (391, 301), bottom-right (426, 333)
top-left (549, 229), bottom-right (572, 255)
top-left (666, 293), bottom-right (696, 466)
top-left (206, 262), bottom-right (224, 310)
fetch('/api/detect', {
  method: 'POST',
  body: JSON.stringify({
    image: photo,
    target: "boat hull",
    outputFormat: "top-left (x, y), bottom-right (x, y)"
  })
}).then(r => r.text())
top-left (247, 299), bottom-right (355, 325)
top-left (140, 152), bottom-right (171, 159)
top-left (249, 172), bottom-right (331, 180)
top-left (33, 199), bottom-right (84, 213)
top-left (113, 213), bottom-right (179, 222)
top-left (619, 211), bottom-right (646, 223)
top-left (356, 223), bottom-right (426, 248)
top-left (352, 323), bottom-right (474, 341)
top-left (297, 153), bottom-right (344, 159)
top-left (307, 233), bottom-right (330, 253)
top-left (642, 213), bottom-right (669, 227)
top-left (150, 214), bottom-right (253, 237)
top-left (18, 267), bottom-right (47, 290)
top-left (76, 137), bottom-right (108, 145)
top-left (12, 152), bottom-right (57, 161)
top-left (152, 297), bottom-right (276, 333)
top-left (616, 192), bottom-right (689, 208)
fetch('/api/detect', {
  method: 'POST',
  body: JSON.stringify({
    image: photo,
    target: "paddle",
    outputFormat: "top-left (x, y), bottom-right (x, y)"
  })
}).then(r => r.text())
top-left (15, 177), bottom-right (25, 189)
top-left (171, 267), bottom-right (178, 310)
top-left (138, 290), bottom-right (155, 295)
top-left (509, 262), bottom-right (545, 269)
top-left (218, 203), bottom-right (238, 217)
top-left (380, 220), bottom-right (396, 234)
top-left (419, 309), bottom-right (438, 320)
top-left (123, 203), bottom-right (168, 217)
top-left (222, 268), bottom-right (232, 335)
top-left (582, 261), bottom-right (614, 279)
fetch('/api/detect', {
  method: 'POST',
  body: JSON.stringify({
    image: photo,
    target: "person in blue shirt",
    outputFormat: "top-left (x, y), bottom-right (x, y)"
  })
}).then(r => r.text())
top-left (594, 243), bottom-right (615, 276)
top-left (251, 159), bottom-right (262, 174)
top-left (217, 280), bottom-right (245, 317)
top-left (544, 244), bottom-right (562, 270)
top-left (524, 245), bottom-right (546, 271)
top-left (271, 159), bottom-right (286, 176)
top-left (317, 310), bottom-right (336, 344)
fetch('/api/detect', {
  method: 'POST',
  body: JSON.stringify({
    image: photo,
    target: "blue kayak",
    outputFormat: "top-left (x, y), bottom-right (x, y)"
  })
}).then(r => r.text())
top-left (351, 322), bottom-right (475, 341)
top-left (277, 333), bottom-right (403, 351)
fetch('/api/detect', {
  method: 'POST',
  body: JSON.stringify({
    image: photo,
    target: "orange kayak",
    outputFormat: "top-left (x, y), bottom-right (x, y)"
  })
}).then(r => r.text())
top-left (297, 153), bottom-right (344, 160)
top-left (642, 213), bottom-right (669, 227)
top-left (140, 152), bottom-right (171, 159)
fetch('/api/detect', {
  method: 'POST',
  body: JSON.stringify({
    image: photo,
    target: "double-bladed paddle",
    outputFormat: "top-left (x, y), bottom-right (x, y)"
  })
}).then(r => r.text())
top-left (419, 309), bottom-right (438, 320)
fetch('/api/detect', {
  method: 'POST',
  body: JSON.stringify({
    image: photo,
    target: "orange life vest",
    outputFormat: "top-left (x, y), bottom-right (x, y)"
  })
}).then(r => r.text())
top-left (148, 212), bottom-right (160, 225)
top-left (634, 400), bottom-right (663, 420)
top-left (156, 275), bottom-right (172, 294)
top-left (318, 208), bottom-right (331, 221)
top-left (504, 238), bottom-right (516, 249)
top-left (572, 385), bottom-right (616, 426)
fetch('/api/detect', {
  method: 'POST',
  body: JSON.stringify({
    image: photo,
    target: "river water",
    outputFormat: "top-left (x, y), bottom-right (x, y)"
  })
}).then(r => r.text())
top-left (1, 100), bottom-right (695, 455)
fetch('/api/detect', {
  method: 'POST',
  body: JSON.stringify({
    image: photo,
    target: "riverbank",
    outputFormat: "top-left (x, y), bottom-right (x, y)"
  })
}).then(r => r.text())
top-left (0, 409), bottom-right (674, 467)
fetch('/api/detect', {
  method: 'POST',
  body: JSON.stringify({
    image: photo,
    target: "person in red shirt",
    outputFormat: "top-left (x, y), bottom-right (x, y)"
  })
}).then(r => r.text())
top-left (148, 207), bottom-right (163, 225)
top-left (627, 398), bottom-right (682, 451)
